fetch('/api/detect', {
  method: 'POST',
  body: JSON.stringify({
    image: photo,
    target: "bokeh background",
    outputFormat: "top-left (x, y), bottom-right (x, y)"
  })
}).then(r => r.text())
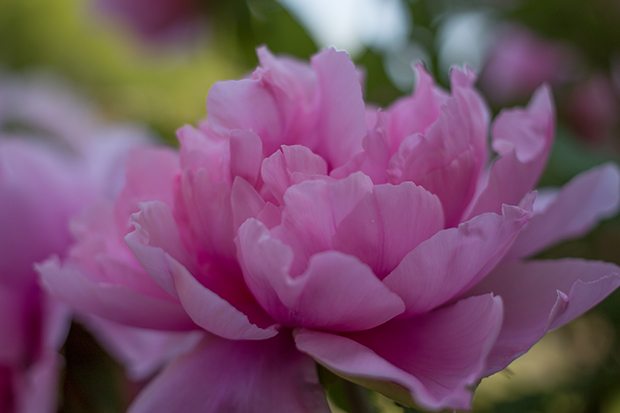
top-left (2, 0), bottom-right (620, 411)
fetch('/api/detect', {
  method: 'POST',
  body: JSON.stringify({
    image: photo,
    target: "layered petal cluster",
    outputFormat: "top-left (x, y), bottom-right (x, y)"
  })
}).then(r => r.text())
top-left (40, 47), bottom-right (620, 412)
top-left (0, 76), bottom-right (196, 412)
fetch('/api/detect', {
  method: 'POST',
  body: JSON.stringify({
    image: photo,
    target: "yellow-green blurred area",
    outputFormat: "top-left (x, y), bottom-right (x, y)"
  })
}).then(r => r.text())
top-left (3, 0), bottom-right (620, 412)
top-left (0, 0), bottom-right (244, 143)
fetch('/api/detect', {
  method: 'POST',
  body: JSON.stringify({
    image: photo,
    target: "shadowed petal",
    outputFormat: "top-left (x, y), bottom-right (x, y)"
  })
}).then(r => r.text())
top-left (129, 333), bottom-right (330, 413)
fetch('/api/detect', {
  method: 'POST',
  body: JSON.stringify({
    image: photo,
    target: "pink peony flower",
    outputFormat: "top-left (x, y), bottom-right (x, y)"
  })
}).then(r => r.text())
top-left (0, 77), bottom-right (197, 412)
top-left (479, 25), bottom-right (577, 104)
top-left (39, 48), bottom-right (620, 411)
top-left (566, 73), bottom-right (619, 142)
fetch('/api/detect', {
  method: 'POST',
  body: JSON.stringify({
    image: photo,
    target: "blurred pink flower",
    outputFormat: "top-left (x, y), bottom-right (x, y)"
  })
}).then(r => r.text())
top-left (95, 0), bottom-right (204, 45)
top-left (0, 77), bottom-right (196, 412)
top-left (567, 74), bottom-right (619, 142)
top-left (479, 25), bottom-right (577, 104)
top-left (40, 48), bottom-right (620, 411)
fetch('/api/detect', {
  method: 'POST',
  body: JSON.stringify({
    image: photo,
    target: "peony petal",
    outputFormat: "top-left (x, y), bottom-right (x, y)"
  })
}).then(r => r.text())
top-left (229, 129), bottom-right (263, 186)
top-left (382, 64), bottom-right (445, 154)
top-left (237, 219), bottom-right (405, 331)
top-left (466, 259), bottom-right (620, 375)
top-left (296, 293), bottom-right (503, 411)
top-left (166, 255), bottom-right (278, 340)
top-left (231, 176), bottom-right (266, 232)
top-left (333, 182), bottom-right (444, 278)
top-left (466, 85), bottom-right (554, 218)
top-left (207, 79), bottom-right (282, 151)
top-left (81, 314), bottom-right (204, 380)
top-left (311, 48), bottom-right (367, 168)
top-left (507, 163), bottom-right (620, 259)
top-left (272, 172), bottom-right (373, 275)
top-left (387, 70), bottom-right (490, 226)
top-left (383, 204), bottom-right (531, 316)
top-left (330, 124), bottom-right (390, 184)
top-left (114, 146), bottom-right (179, 236)
top-left (126, 201), bottom-right (194, 297)
top-left (37, 257), bottom-right (196, 331)
top-left (129, 333), bottom-right (330, 413)
top-left (261, 145), bottom-right (328, 205)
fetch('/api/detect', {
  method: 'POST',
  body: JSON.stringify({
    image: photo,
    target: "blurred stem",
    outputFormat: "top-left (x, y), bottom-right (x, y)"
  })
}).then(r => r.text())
top-left (343, 380), bottom-right (375, 413)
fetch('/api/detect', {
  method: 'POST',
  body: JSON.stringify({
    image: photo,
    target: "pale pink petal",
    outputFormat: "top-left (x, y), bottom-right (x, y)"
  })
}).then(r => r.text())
top-left (333, 182), bottom-right (444, 278)
top-left (330, 126), bottom-right (390, 184)
top-left (81, 314), bottom-right (204, 380)
top-left (382, 64), bottom-right (444, 154)
top-left (176, 125), bottom-right (229, 181)
top-left (507, 163), bottom-right (620, 259)
top-left (231, 177), bottom-right (266, 232)
top-left (37, 257), bottom-right (195, 331)
top-left (466, 259), bottom-right (620, 375)
top-left (261, 145), bottom-right (328, 205)
top-left (229, 129), bottom-right (263, 186)
top-left (387, 70), bottom-right (490, 226)
top-left (114, 146), bottom-right (180, 236)
top-left (383, 204), bottom-right (531, 316)
top-left (272, 173), bottom-right (373, 275)
top-left (295, 293), bottom-right (503, 411)
top-left (129, 333), bottom-right (330, 413)
top-left (126, 201), bottom-right (194, 297)
top-left (207, 79), bottom-right (283, 152)
top-left (466, 85), bottom-right (554, 218)
top-left (311, 48), bottom-right (367, 167)
top-left (238, 219), bottom-right (405, 330)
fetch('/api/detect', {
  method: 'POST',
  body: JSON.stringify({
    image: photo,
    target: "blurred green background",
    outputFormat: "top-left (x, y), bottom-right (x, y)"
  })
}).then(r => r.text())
top-left (2, 0), bottom-right (620, 411)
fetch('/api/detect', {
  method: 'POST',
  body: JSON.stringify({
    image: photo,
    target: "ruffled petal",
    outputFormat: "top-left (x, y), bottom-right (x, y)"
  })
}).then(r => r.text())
top-left (466, 259), bottom-right (620, 375)
top-left (237, 219), bottom-right (405, 330)
top-left (383, 204), bottom-right (531, 316)
top-left (295, 293), bottom-right (503, 411)
top-left (507, 163), bottom-right (620, 259)
top-left (37, 257), bottom-right (195, 331)
top-left (466, 85), bottom-right (554, 218)
top-left (333, 182), bottom-right (444, 278)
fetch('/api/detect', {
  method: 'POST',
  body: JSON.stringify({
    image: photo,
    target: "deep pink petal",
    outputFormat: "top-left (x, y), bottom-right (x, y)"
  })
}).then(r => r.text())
top-left (166, 255), bottom-right (278, 340)
top-left (466, 259), bottom-right (620, 375)
top-left (176, 169), bottom-right (237, 267)
top-left (507, 163), bottom-right (620, 259)
top-left (237, 219), bottom-right (405, 330)
top-left (129, 333), bottom-right (330, 413)
top-left (295, 293), bottom-right (503, 411)
top-left (383, 204), bottom-right (531, 316)
top-left (127, 202), bottom-right (277, 339)
top-left (466, 85), bottom-right (554, 218)
top-left (333, 182), bottom-right (444, 278)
